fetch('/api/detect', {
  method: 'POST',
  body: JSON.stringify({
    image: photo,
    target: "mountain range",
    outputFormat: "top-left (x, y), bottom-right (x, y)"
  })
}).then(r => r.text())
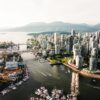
top-left (0, 22), bottom-right (100, 33)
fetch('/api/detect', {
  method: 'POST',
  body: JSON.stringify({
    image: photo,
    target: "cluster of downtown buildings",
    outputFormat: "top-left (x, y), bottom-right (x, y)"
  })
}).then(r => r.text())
top-left (27, 30), bottom-right (100, 71)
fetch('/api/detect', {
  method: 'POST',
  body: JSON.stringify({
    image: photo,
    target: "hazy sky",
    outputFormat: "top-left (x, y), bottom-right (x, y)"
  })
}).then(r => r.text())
top-left (0, 0), bottom-right (100, 27)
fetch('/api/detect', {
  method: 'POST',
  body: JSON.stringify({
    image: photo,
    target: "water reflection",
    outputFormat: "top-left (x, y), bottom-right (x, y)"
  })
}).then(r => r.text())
top-left (51, 65), bottom-right (60, 79)
top-left (0, 32), bottom-right (31, 43)
top-left (60, 65), bottom-right (65, 71)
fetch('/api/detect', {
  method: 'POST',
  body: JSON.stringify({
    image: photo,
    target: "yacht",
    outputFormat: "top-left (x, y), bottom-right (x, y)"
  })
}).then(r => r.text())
top-left (15, 81), bottom-right (23, 86)
top-left (8, 84), bottom-right (17, 90)
top-left (23, 75), bottom-right (29, 82)
top-left (1, 88), bottom-right (10, 95)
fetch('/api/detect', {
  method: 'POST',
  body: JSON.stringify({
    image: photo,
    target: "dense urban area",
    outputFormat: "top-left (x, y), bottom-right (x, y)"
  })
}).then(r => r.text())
top-left (0, 29), bottom-right (100, 100)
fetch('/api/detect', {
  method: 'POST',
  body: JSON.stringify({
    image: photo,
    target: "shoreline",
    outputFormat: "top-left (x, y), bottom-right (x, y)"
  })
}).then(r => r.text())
top-left (63, 62), bottom-right (100, 79)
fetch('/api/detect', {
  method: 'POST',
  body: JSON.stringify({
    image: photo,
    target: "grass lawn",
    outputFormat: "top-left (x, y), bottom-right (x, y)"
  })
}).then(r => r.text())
top-left (48, 56), bottom-right (72, 64)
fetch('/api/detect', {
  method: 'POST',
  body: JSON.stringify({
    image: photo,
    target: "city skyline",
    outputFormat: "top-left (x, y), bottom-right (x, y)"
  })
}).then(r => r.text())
top-left (0, 0), bottom-right (100, 28)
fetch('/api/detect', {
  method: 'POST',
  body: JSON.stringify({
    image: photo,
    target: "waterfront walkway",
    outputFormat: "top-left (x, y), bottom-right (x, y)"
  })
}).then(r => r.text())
top-left (63, 62), bottom-right (100, 79)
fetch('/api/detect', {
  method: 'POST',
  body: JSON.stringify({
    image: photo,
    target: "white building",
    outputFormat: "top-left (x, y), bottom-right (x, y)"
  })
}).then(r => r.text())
top-left (89, 48), bottom-right (97, 70)
top-left (54, 33), bottom-right (60, 54)
top-left (71, 29), bottom-right (76, 36)
top-left (76, 55), bottom-right (83, 68)
top-left (73, 43), bottom-right (81, 60)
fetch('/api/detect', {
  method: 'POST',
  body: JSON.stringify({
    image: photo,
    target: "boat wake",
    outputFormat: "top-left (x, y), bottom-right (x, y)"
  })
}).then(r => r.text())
top-left (86, 84), bottom-right (100, 90)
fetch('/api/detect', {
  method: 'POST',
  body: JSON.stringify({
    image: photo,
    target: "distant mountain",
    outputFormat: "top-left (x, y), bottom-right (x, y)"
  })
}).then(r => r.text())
top-left (0, 22), bottom-right (100, 33)
top-left (94, 24), bottom-right (100, 30)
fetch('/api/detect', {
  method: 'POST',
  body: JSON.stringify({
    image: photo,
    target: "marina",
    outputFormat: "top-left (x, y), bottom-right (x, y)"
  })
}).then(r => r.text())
top-left (0, 41), bottom-right (30, 96)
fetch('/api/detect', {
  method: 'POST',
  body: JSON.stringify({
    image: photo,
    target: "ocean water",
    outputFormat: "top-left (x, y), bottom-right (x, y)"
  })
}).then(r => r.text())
top-left (0, 32), bottom-right (31, 43)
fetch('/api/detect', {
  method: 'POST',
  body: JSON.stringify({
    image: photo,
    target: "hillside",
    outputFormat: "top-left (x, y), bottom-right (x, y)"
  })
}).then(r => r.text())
top-left (0, 22), bottom-right (100, 33)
